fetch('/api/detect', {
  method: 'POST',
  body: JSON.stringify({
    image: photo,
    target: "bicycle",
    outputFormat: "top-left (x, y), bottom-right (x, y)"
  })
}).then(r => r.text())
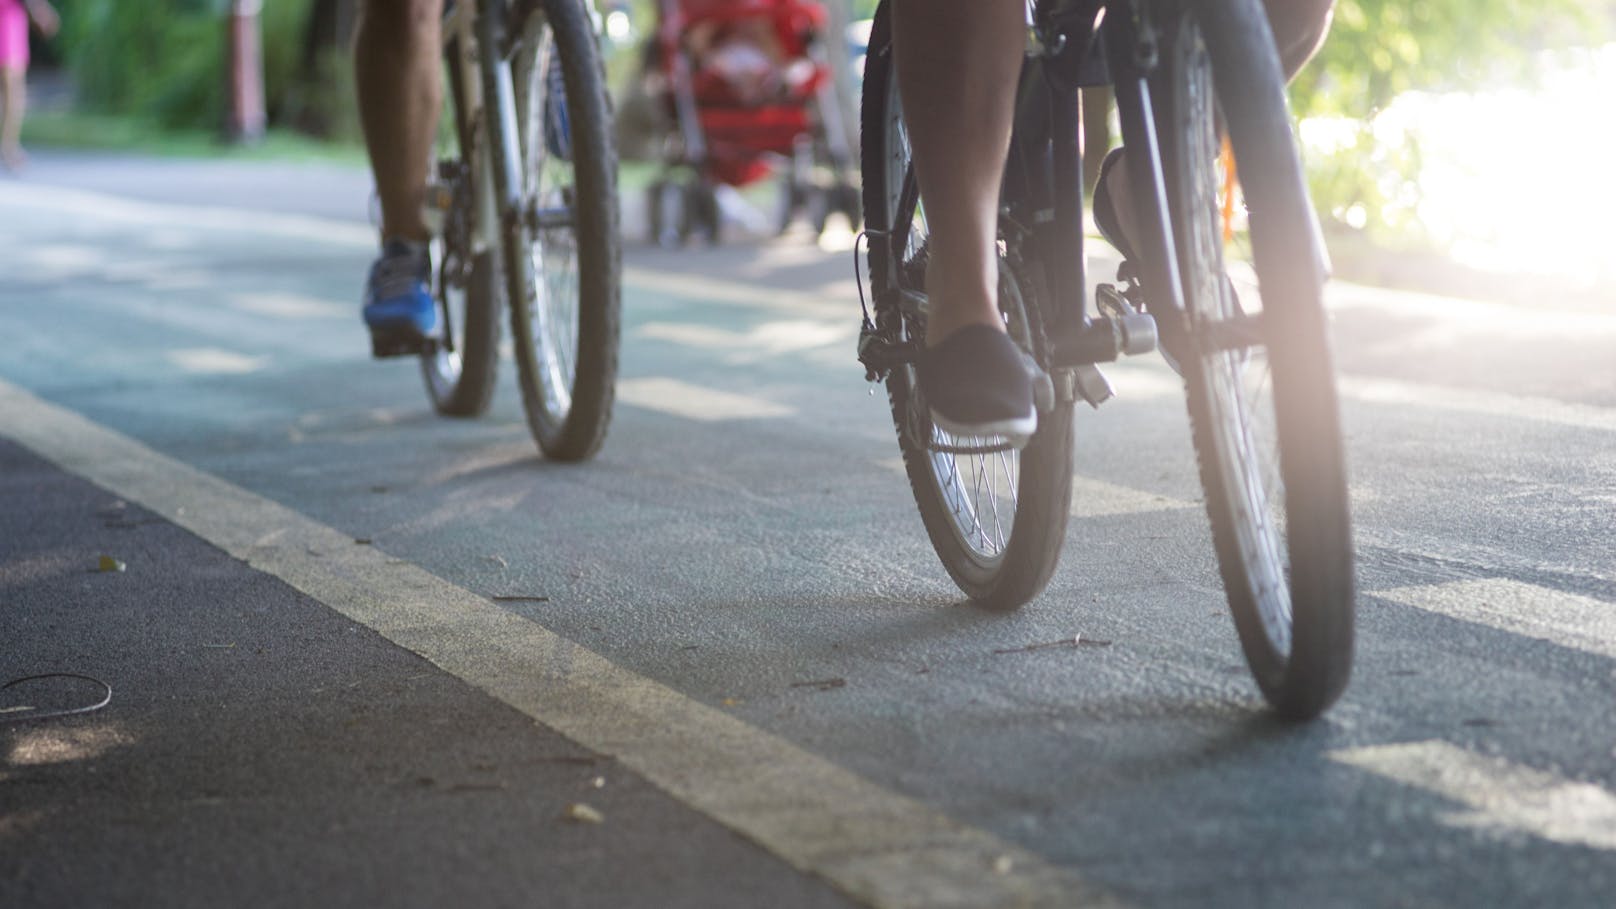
top-left (421, 0), bottom-right (621, 461)
top-left (857, 0), bottom-right (1354, 719)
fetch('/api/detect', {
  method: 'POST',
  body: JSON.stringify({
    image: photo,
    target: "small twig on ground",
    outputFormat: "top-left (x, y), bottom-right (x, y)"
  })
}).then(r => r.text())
top-left (993, 634), bottom-right (1112, 655)
top-left (790, 677), bottom-right (847, 691)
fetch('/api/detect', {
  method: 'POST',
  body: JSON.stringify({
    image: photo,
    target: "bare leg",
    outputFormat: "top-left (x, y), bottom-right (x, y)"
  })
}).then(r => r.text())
top-left (354, 0), bottom-right (443, 243)
top-left (891, 0), bottom-right (1023, 346)
top-left (0, 66), bottom-right (26, 169)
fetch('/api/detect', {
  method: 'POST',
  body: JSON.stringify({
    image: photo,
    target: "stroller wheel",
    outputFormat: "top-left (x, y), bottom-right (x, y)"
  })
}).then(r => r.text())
top-left (648, 180), bottom-right (686, 249)
top-left (775, 175), bottom-right (805, 236)
top-left (684, 180), bottom-right (721, 246)
top-left (809, 186), bottom-right (831, 237)
top-left (834, 182), bottom-right (862, 232)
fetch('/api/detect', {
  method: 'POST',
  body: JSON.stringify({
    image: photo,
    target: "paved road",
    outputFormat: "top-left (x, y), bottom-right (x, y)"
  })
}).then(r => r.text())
top-left (2, 153), bottom-right (1615, 907)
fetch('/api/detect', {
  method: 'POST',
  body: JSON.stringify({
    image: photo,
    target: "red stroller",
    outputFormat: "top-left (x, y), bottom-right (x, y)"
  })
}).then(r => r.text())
top-left (643, 0), bottom-right (859, 246)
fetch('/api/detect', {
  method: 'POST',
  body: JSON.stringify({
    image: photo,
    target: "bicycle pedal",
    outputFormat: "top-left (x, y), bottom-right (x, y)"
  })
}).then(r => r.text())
top-left (370, 329), bottom-right (433, 359)
top-left (1073, 365), bottom-right (1114, 409)
top-left (1095, 283), bottom-right (1136, 319)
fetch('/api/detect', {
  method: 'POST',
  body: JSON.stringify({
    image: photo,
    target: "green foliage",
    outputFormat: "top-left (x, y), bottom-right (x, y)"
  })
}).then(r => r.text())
top-left (1290, 0), bottom-right (1601, 118)
top-left (1291, 0), bottom-right (1604, 245)
top-left (50, 0), bottom-right (317, 133)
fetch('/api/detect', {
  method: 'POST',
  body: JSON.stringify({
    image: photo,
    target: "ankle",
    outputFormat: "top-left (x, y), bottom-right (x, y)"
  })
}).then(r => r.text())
top-left (924, 265), bottom-right (1002, 348)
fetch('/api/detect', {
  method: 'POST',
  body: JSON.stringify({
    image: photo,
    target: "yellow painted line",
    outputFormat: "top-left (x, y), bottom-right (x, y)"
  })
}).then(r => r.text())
top-left (0, 377), bottom-right (1120, 909)
top-left (1332, 740), bottom-right (1616, 851)
top-left (1374, 578), bottom-right (1616, 660)
top-left (617, 377), bottom-right (795, 422)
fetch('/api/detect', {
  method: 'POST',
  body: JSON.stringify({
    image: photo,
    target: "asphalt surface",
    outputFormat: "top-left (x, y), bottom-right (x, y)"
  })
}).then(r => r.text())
top-left (0, 438), bottom-right (854, 909)
top-left (2, 151), bottom-right (1615, 907)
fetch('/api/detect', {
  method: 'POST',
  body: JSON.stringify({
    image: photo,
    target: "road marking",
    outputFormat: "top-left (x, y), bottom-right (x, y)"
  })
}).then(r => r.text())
top-left (1070, 476), bottom-right (1196, 519)
top-left (14, 179), bottom-right (1611, 437)
top-left (0, 377), bottom-right (1116, 909)
top-left (1375, 578), bottom-right (1616, 660)
top-left (1339, 376), bottom-right (1616, 434)
top-left (1, 181), bottom-right (374, 249)
top-left (165, 348), bottom-right (271, 376)
top-left (624, 265), bottom-right (848, 319)
top-left (1332, 740), bottom-right (1616, 851)
top-left (638, 319), bottom-right (853, 361)
top-left (878, 457), bottom-right (1193, 519)
top-left (617, 377), bottom-right (794, 422)
top-left (229, 291), bottom-right (349, 321)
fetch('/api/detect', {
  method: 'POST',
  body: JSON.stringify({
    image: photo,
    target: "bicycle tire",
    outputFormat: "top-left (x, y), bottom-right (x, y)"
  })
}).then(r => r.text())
top-left (1151, 0), bottom-right (1354, 719)
top-left (421, 38), bottom-right (500, 418)
top-left (507, 0), bottom-right (621, 461)
top-left (860, 3), bottom-right (1074, 611)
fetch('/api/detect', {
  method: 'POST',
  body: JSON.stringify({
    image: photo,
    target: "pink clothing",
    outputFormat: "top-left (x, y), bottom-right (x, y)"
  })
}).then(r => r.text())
top-left (0, 0), bottom-right (29, 71)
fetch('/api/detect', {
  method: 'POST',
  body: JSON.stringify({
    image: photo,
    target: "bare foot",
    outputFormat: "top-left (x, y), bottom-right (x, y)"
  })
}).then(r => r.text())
top-left (0, 146), bottom-right (27, 173)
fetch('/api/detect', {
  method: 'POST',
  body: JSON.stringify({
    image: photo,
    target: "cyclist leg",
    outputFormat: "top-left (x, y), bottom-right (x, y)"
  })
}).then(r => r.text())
top-left (0, 0), bottom-right (29, 171)
top-left (890, 0), bottom-right (1021, 346)
top-left (0, 66), bottom-right (23, 171)
top-left (354, 0), bottom-right (445, 356)
top-left (891, 0), bottom-right (1036, 439)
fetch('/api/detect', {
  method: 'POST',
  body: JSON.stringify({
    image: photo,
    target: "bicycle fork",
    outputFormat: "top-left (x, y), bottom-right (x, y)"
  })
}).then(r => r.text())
top-left (476, 0), bottom-right (540, 324)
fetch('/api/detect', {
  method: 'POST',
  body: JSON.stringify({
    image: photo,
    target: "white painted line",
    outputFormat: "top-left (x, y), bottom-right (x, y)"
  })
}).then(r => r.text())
top-left (1070, 476), bottom-right (1196, 519)
top-left (0, 377), bottom-right (1116, 909)
top-left (617, 377), bottom-right (794, 422)
top-left (625, 266), bottom-right (848, 319)
top-left (1339, 376), bottom-right (1616, 434)
top-left (626, 265), bottom-right (1616, 435)
top-left (1332, 740), bottom-right (1616, 851)
top-left (165, 348), bottom-right (271, 375)
top-left (877, 458), bottom-right (1193, 519)
top-left (1086, 363), bottom-right (1185, 402)
top-left (1375, 578), bottom-right (1616, 660)
top-left (638, 319), bottom-right (853, 361)
top-left (21, 180), bottom-right (1610, 438)
top-left (0, 181), bottom-right (374, 249)
top-left (228, 291), bottom-right (349, 321)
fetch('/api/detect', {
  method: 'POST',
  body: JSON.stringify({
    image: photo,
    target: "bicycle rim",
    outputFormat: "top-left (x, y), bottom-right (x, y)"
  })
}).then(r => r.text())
top-left (508, 0), bottom-right (620, 460)
top-left (517, 28), bottom-right (580, 425)
top-left (421, 38), bottom-right (499, 418)
top-left (861, 4), bottom-right (1071, 608)
top-left (1161, 3), bottom-right (1353, 717)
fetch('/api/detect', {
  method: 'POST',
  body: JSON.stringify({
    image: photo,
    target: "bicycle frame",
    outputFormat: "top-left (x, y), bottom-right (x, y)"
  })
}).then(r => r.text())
top-left (1007, 0), bottom-right (1188, 369)
top-left (441, 1), bottom-right (502, 265)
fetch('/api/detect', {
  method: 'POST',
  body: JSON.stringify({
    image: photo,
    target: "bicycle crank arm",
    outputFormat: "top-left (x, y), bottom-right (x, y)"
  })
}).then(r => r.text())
top-left (1050, 315), bottom-right (1158, 366)
top-left (859, 329), bottom-right (1059, 418)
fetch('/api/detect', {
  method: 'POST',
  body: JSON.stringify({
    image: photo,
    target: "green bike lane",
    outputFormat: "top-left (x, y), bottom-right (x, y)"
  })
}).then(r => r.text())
top-left (4, 156), bottom-right (1616, 907)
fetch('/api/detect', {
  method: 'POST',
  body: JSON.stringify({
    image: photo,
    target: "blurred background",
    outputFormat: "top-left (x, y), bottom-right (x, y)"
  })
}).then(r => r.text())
top-left (15, 0), bottom-right (1616, 306)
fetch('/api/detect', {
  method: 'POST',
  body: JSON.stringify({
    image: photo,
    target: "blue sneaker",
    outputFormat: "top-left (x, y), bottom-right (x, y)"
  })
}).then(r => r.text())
top-left (363, 239), bottom-right (439, 358)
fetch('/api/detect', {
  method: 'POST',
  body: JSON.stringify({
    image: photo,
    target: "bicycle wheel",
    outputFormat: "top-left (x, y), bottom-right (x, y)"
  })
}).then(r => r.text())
top-left (860, 4), bottom-right (1073, 611)
top-left (421, 38), bottom-right (500, 417)
top-left (507, 0), bottom-right (621, 461)
top-left (1151, 0), bottom-right (1354, 719)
